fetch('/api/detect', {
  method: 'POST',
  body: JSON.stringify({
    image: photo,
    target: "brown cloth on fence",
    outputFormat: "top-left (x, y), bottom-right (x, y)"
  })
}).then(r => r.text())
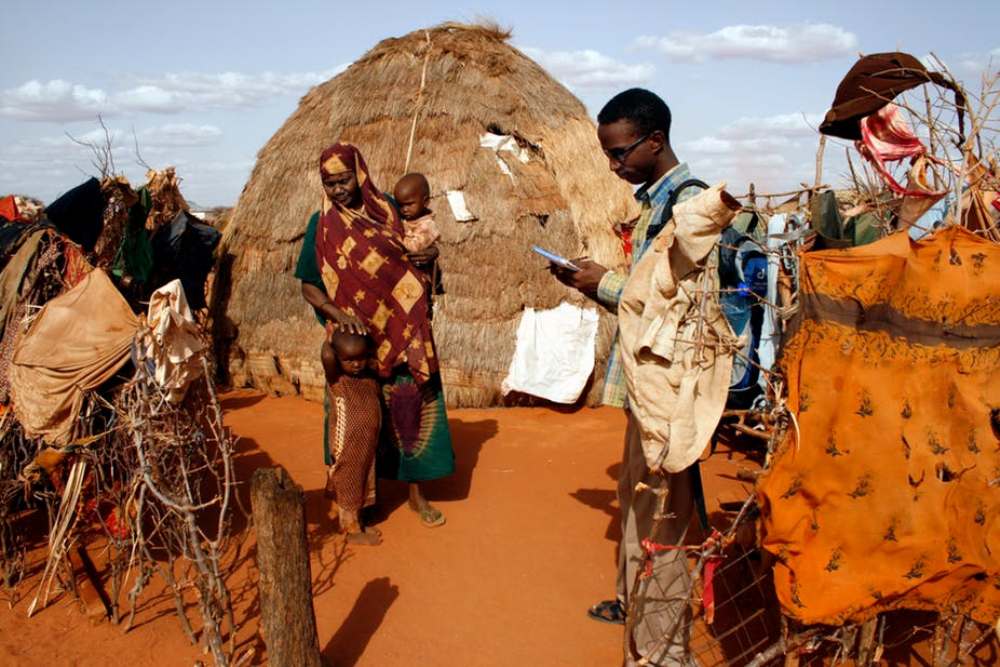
top-left (10, 269), bottom-right (139, 445)
top-left (819, 52), bottom-right (965, 141)
top-left (757, 227), bottom-right (1000, 626)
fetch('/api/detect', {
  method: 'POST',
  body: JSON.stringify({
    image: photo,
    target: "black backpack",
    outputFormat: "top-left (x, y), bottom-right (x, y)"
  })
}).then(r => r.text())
top-left (645, 178), bottom-right (710, 244)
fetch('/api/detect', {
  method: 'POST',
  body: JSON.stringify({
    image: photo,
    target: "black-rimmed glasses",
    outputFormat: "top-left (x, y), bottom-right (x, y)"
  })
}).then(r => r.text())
top-left (603, 133), bottom-right (650, 162)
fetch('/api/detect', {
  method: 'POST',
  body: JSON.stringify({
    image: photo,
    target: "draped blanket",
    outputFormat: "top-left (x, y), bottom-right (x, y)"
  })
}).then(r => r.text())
top-left (758, 227), bottom-right (1000, 625)
top-left (315, 143), bottom-right (437, 384)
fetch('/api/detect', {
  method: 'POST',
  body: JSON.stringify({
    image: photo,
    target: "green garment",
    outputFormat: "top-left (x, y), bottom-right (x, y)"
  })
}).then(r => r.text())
top-left (294, 212), bottom-right (326, 324)
top-left (377, 371), bottom-right (455, 482)
top-left (809, 190), bottom-right (884, 249)
top-left (112, 190), bottom-right (154, 284)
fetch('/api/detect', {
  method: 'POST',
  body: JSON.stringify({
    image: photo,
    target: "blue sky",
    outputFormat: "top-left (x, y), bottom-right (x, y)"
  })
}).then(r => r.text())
top-left (1, 0), bottom-right (997, 206)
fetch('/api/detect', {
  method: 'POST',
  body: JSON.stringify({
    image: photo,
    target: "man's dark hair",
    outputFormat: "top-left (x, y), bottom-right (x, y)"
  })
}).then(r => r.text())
top-left (597, 88), bottom-right (672, 143)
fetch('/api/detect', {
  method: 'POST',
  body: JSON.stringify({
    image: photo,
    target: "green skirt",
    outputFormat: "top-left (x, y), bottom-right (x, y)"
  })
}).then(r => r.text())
top-left (377, 370), bottom-right (455, 482)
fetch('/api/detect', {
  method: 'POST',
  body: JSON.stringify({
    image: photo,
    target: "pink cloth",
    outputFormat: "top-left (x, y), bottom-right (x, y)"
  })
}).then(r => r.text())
top-left (856, 104), bottom-right (945, 198)
top-left (401, 212), bottom-right (440, 253)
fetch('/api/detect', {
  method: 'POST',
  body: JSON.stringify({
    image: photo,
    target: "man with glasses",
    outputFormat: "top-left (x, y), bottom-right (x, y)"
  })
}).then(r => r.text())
top-left (551, 87), bottom-right (702, 666)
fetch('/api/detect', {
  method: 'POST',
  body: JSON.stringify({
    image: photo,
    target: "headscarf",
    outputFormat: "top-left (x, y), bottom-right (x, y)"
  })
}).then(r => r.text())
top-left (856, 104), bottom-right (946, 198)
top-left (315, 143), bottom-right (438, 384)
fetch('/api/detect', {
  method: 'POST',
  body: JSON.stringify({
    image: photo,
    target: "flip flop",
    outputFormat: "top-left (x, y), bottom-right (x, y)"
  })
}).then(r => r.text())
top-left (410, 503), bottom-right (446, 528)
top-left (587, 599), bottom-right (626, 625)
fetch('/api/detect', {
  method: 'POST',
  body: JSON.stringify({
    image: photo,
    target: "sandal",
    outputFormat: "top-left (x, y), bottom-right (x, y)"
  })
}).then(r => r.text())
top-left (409, 502), bottom-right (446, 528)
top-left (587, 599), bottom-right (626, 625)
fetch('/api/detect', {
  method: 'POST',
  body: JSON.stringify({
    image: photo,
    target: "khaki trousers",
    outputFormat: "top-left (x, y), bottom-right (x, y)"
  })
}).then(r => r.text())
top-left (616, 413), bottom-right (694, 666)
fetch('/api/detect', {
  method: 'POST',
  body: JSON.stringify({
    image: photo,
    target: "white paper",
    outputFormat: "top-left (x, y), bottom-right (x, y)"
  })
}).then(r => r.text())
top-left (502, 302), bottom-right (600, 404)
top-left (479, 132), bottom-right (530, 163)
top-left (446, 190), bottom-right (476, 222)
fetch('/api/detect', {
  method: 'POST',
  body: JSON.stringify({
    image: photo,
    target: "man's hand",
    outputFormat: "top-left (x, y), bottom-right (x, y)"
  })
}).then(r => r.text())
top-left (549, 257), bottom-right (608, 295)
top-left (406, 245), bottom-right (439, 269)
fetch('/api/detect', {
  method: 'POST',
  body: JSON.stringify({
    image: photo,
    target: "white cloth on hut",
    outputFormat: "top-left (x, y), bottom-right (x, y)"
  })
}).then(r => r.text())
top-left (10, 269), bottom-right (139, 445)
top-left (142, 279), bottom-right (205, 403)
top-left (617, 184), bottom-right (741, 473)
top-left (502, 302), bottom-right (599, 404)
top-left (446, 190), bottom-right (476, 222)
top-left (479, 132), bottom-right (531, 181)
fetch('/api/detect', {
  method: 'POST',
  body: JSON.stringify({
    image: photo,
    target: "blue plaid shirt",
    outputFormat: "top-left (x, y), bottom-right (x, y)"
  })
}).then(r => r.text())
top-left (597, 162), bottom-right (697, 407)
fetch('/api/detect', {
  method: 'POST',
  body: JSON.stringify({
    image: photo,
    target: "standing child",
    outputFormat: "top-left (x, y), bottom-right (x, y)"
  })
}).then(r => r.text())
top-left (321, 330), bottom-right (382, 545)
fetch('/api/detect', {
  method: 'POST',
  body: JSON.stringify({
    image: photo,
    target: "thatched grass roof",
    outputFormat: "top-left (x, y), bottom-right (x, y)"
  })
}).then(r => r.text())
top-left (220, 21), bottom-right (637, 406)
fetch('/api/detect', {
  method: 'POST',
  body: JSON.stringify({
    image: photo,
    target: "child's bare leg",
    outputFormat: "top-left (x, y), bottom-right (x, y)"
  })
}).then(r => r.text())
top-left (340, 507), bottom-right (381, 546)
top-left (325, 466), bottom-right (336, 499)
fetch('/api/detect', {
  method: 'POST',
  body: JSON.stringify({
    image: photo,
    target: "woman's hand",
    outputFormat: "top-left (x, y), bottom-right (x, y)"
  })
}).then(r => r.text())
top-left (303, 282), bottom-right (368, 336)
top-left (329, 309), bottom-right (369, 336)
top-left (406, 245), bottom-right (439, 269)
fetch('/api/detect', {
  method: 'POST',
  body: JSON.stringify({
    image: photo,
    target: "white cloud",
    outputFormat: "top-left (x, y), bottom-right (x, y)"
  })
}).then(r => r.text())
top-left (114, 85), bottom-right (179, 113)
top-left (115, 68), bottom-right (347, 112)
top-left (0, 66), bottom-right (350, 122)
top-left (682, 112), bottom-right (820, 157)
top-left (958, 58), bottom-right (986, 74)
top-left (923, 51), bottom-right (999, 79)
top-left (0, 122), bottom-right (227, 204)
top-left (17, 123), bottom-right (221, 157)
top-left (685, 135), bottom-right (793, 155)
top-left (520, 46), bottom-right (654, 90)
top-left (0, 79), bottom-right (112, 122)
top-left (952, 50), bottom-right (1000, 78)
top-left (679, 111), bottom-right (830, 192)
top-left (718, 112), bottom-right (823, 139)
top-left (636, 24), bottom-right (858, 64)
top-left (139, 123), bottom-right (222, 148)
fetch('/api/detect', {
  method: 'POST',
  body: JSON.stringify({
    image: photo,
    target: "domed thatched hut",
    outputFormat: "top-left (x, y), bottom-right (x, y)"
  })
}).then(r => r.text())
top-left (220, 22), bottom-right (637, 407)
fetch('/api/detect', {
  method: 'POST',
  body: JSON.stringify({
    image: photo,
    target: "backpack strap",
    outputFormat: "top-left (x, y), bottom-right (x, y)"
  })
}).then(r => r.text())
top-left (647, 178), bottom-right (711, 242)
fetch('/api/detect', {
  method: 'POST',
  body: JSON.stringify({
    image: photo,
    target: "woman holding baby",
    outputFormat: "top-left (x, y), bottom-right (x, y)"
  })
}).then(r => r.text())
top-left (295, 143), bottom-right (454, 534)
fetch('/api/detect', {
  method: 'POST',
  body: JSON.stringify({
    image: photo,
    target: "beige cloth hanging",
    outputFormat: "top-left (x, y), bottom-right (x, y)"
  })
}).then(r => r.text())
top-left (141, 279), bottom-right (206, 403)
top-left (617, 184), bottom-right (741, 473)
top-left (11, 269), bottom-right (138, 445)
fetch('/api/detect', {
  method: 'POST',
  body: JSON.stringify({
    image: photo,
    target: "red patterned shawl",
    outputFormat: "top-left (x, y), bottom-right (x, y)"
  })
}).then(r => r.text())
top-left (315, 143), bottom-right (437, 384)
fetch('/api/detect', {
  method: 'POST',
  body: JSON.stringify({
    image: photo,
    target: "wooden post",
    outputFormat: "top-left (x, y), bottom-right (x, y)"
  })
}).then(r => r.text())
top-left (251, 467), bottom-right (323, 667)
top-left (814, 135), bottom-right (827, 190)
top-left (856, 617), bottom-right (879, 666)
top-left (68, 544), bottom-right (111, 624)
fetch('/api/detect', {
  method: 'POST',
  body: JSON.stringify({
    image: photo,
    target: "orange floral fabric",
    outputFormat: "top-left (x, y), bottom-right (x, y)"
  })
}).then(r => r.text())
top-left (758, 227), bottom-right (1000, 626)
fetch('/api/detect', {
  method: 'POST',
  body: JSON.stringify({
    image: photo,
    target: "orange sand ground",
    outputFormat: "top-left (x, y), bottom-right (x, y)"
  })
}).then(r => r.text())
top-left (0, 392), bottom-right (983, 666)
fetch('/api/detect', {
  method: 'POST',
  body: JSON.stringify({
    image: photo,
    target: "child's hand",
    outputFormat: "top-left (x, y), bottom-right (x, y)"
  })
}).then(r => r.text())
top-left (406, 246), bottom-right (439, 268)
